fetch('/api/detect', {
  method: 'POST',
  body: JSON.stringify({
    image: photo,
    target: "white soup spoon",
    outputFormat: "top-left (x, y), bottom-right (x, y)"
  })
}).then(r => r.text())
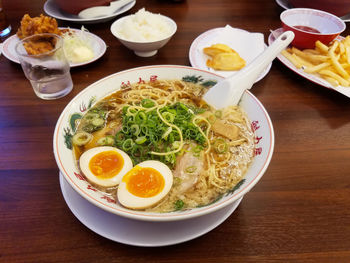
top-left (203, 31), bottom-right (295, 109)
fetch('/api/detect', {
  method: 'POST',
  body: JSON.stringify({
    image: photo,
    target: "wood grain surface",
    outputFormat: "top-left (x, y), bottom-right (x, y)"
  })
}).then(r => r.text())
top-left (1, 0), bottom-right (350, 262)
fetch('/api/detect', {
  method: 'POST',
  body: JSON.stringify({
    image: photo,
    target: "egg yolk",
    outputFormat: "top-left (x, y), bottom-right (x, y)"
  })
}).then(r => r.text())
top-left (89, 150), bottom-right (124, 179)
top-left (123, 166), bottom-right (165, 198)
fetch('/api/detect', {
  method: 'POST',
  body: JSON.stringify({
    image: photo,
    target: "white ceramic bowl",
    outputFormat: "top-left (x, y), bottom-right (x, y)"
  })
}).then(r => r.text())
top-left (289, 0), bottom-right (350, 17)
top-left (53, 65), bottom-right (274, 222)
top-left (110, 14), bottom-right (177, 57)
top-left (280, 8), bottom-right (346, 49)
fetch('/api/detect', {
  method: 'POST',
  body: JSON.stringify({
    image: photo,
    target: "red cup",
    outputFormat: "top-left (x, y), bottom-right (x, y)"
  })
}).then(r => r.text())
top-left (280, 8), bottom-right (345, 49)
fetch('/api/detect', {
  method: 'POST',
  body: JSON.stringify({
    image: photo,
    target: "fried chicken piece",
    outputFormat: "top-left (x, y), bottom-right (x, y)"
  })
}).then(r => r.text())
top-left (17, 14), bottom-right (62, 39)
top-left (23, 38), bottom-right (56, 55)
top-left (16, 14), bottom-right (63, 55)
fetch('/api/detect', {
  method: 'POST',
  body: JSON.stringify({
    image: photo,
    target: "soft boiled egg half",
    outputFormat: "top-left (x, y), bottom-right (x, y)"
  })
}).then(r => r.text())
top-left (79, 146), bottom-right (133, 188)
top-left (117, 160), bottom-right (173, 210)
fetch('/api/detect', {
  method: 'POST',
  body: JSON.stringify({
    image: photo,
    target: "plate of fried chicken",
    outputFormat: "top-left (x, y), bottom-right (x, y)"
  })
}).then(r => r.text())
top-left (3, 14), bottom-right (106, 67)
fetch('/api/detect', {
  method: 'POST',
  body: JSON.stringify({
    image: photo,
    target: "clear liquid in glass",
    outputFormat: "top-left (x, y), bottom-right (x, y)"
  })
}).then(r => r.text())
top-left (28, 67), bottom-right (73, 100)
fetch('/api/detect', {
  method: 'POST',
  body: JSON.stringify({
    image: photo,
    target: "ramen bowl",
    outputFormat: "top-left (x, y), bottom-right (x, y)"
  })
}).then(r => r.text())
top-left (110, 12), bottom-right (177, 57)
top-left (53, 65), bottom-right (274, 222)
top-left (280, 8), bottom-right (346, 49)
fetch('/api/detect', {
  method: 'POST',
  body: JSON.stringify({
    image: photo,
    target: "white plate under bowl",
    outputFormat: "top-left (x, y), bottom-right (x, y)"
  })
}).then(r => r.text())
top-left (275, 0), bottom-right (350, 22)
top-left (44, 0), bottom-right (136, 24)
top-left (189, 27), bottom-right (272, 82)
top-left (2, 28), bottom-right (107, 67)
top-left (54, 65), bottom-right (274, 222)
top-left (268, 28), bottom-right (350, 98)
top-left (60, 173), bottom-right (243, 247)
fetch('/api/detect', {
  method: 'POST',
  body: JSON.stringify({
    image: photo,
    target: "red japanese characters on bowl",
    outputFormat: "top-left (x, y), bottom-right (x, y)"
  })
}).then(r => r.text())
top-left (280, 8), bottom-right (346, 49)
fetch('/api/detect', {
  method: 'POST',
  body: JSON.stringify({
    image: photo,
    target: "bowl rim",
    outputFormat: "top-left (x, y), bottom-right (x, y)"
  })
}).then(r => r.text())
top-left (53, 65), bottom-right (275, 222)
top-left (110, 14), bottom-right (177, 44)
top-left (280, 8), bottom-right (346, 36)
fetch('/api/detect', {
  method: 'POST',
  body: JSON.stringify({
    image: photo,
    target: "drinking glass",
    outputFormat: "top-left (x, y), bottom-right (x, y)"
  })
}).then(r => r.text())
top-left (15, 33), bottom-right (73, 100)
top-left (0, 0), bottom-right (11, 37)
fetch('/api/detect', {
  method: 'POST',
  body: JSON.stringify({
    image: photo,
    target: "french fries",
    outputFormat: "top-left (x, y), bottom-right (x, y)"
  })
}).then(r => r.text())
top-left (281, 36), bottom-right (350, 87)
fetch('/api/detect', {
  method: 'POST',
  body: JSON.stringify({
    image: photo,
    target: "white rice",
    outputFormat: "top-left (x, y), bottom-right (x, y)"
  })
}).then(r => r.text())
top-left (116, 8), bottom-right (172, 42)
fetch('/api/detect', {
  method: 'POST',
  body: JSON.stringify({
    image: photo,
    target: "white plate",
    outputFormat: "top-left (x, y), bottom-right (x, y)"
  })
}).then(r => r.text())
top-left (2, 28), bottom-right (107, 67)
top-left (275, 0), bottom-right (350, 22)
top-left (275, 0), bottom-right (292, 9)
top-left (60, 172), bottom-right (243, 247)
top-left (189, 27), bottom-right (272, 82)
top-left (44, 0), bottom-right (136, 24)
top-left (268, 28), bottom-right (350, 98)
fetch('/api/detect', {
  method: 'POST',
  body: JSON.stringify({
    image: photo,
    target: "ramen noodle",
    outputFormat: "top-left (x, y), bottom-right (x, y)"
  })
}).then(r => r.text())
top-left (72, 79), bottom-right (255, 212)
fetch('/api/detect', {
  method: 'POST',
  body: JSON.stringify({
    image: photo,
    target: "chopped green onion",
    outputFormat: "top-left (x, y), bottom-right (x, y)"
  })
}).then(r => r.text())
top-left (130, 124), bottom-right (140, 136)
top-left (185, 166), bottom-right (197, 173)
top-left (72, 131), bottom-right (92, 146)
top-left (122, 138), bottom-right (134, 151)
top-left (162, 112), bottom-right (175, 123)
top-left (214, 138), bottom-right (228, 154)
top-left (192, 145), bottom-right (203, 157)
top-left (174, 199), bottom-right (185, 210)
top-left (97, 136), bottom-right (114, 146)
top-left (141, 98), bottom-right (155, 108)
top-left (125, 115), bottom-right (135, 124)
top-left (126, 107), bottom-right (137, 116)
top-left (115, 131), bottom-right (125, 141)
top-left (141, 125), bottom-right (149, 135)
top-left (135, 111), bottom-right (147, 124)
top-left (172, 141), bottom-right (181, 149)
top-left (84, 113), bottom-right (99, 121)
top-left (135, 136), bottom-right (147, 144)
top-left (91, 118), bottom-right (104, 127)
top-left (115, 102), bottom-right (207, 167)
top-left (162, 127), bottom-right (173, 139)
top-left (179, 103), bottom-right (188, 112)
top-left (215, 110), bottom-right (222, 118)
top-left (121, 125), bottom-right (129, 133)
top-left (146, 119), bottom-right (156, 128)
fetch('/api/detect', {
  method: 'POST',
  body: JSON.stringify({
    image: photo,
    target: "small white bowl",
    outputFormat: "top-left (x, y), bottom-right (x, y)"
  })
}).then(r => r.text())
top-left (110, 14), bottom-right (177, 57)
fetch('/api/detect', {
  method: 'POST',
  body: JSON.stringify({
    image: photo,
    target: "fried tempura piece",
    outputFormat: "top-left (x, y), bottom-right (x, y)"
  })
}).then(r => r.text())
top-left (206, 52), bottom-right (246, 71)
top-left (204, 43), bottom-right (246, 71)
top-left (203, 44), bottom-right (235, 57)
top-left (17, 14), bottom-right (61, 39)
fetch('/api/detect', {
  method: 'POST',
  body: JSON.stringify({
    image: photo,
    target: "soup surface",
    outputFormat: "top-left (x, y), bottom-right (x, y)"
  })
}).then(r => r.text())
top-left (72, 78), bottom-right (255, 212)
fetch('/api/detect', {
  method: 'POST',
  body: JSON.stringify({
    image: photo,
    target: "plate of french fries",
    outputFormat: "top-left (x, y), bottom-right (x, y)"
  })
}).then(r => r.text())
top-left (268, 28), bottom-right (350, 98)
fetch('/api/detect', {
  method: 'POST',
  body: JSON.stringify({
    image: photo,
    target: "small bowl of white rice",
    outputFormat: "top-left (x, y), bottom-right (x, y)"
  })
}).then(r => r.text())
top-left (111, 8), bottom-right (177, 57)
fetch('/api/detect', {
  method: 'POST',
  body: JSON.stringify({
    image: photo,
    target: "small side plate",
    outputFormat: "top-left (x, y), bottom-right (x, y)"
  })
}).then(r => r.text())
top-left (2, 28), bottom-right (107, 67)
top-left (43, 0), bottom-right (136, 24)
top-left (189, 27), bottom-right (272, 83)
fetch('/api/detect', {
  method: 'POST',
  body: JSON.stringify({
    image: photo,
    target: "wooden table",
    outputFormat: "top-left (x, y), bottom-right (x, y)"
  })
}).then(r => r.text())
top-left (1, 0), bottom-right (350, 262)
